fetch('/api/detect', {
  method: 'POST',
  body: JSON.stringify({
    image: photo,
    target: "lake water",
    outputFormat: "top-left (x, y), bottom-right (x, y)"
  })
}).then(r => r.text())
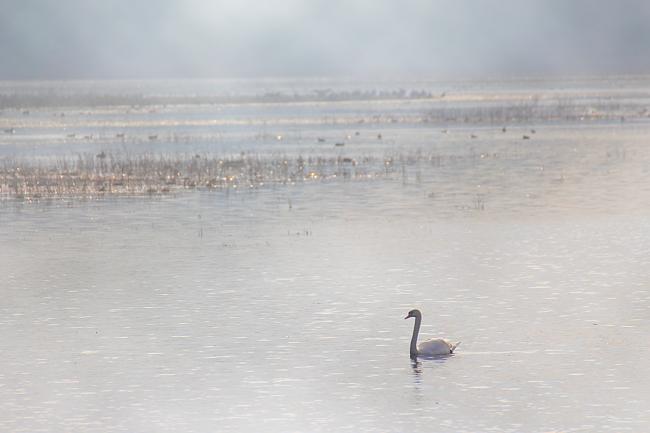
top-left (1, 78), bottom-right (650, 432)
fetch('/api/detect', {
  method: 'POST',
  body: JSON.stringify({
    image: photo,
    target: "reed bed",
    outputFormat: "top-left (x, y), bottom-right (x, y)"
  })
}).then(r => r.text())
top-left (0, 152), bottom-right (404, 199)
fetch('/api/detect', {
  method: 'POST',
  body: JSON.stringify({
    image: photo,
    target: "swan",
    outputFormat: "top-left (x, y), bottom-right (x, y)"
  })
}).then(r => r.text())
top-left (405, 309), bottom-right (459, 357)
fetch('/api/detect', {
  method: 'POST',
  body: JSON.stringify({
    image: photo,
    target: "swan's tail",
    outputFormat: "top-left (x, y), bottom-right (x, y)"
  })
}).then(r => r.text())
top-left (450, 341), bottom-right (461, 353)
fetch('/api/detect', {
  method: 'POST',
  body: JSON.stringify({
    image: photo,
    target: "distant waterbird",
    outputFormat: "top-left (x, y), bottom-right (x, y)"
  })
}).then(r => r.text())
top-left (405, 309), bottom-right (459, 358)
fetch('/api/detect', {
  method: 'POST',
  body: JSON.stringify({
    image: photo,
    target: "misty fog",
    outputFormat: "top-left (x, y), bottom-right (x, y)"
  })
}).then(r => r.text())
top-left (2, 0), bottom-right (650, 80)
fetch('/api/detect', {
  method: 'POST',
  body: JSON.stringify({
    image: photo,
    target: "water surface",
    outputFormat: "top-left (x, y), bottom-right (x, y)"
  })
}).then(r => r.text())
top-left (2, 79), bottom-right (650, 432)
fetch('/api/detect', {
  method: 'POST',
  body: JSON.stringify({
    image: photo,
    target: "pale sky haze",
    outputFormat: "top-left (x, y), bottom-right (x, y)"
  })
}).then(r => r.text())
top-left (1, 0), bottom-right (650, 80)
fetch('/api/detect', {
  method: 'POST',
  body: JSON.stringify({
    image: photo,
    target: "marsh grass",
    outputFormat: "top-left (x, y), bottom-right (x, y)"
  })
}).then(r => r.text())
top-left (2, 148), bottom-right (507, 199)
top-left (0, 152), bottom-right (403, 199)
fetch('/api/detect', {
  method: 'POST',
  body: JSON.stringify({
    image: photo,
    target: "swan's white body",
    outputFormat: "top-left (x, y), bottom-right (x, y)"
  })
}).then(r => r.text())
top-left (416, 338), bottom-right (458, 356)
top-left (405, 309), bottom-right (459, 357)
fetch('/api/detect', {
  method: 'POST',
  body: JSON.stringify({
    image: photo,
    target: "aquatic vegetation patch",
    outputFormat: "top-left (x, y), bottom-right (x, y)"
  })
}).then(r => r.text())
top-left (0, 152), bottom-right (410, 199)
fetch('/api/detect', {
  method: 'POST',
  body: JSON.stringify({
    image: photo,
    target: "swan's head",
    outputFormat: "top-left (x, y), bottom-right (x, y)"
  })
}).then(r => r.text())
top-left (404, 309), bottom-right (422, 320)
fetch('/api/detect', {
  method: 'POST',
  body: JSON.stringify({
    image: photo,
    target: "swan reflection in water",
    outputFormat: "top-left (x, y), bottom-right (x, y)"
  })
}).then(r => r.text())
top-left (409, 355), bottom-right (453, 407)
top-left (410, 353), bottom-right (454, 377)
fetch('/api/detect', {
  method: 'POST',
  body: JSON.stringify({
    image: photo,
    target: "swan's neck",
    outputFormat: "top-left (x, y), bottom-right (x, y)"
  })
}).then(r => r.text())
top-left (410, 315), bottom-right (421, 358)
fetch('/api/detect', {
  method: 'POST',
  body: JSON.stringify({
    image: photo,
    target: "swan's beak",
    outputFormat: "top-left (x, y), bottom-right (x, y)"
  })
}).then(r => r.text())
top-left (404, 315), bottom-right (410, 319)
